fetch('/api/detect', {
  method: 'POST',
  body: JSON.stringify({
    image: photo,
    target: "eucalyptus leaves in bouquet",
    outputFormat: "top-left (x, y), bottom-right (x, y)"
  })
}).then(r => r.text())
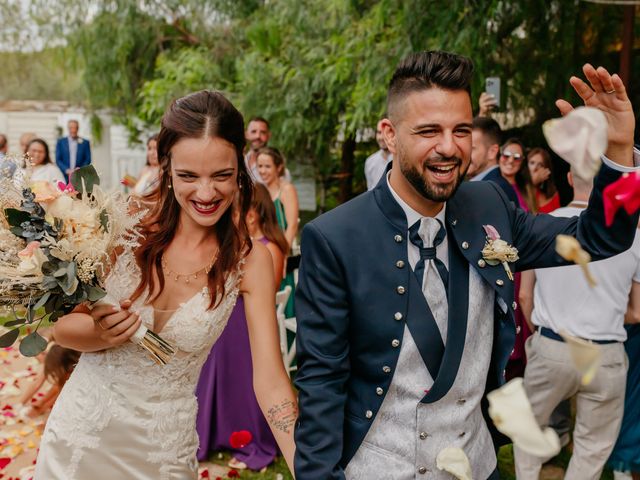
top-left (0, 159), bottom-right (143, 356)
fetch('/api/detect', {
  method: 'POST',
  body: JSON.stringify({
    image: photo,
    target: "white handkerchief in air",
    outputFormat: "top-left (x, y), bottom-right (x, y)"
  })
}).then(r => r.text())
top-left (543, 106), bottom-right (607, 181)
top-left (559, 330), bottom-right (602, 385)
top-left (487, 378), bottom-right (561, 458)
top-left (436, 447), bottom-right (472, 480)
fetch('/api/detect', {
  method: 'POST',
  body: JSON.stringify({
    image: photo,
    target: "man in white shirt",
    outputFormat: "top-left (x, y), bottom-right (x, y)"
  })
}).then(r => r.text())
top-left (515, 169), bottom-right (640, 480)
top-left (364, 119), bottom-right (392, 190)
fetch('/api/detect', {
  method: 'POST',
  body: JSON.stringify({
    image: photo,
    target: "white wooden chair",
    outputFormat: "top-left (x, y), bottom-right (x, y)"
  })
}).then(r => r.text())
top-left (276, 286), bottom-right (297, 377)
top-left (283, 316), bottom-right (297, 376)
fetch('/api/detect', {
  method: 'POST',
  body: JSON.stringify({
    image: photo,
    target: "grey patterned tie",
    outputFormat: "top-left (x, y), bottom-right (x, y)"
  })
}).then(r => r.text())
top-left (416, 217), bottom-right (449, 344)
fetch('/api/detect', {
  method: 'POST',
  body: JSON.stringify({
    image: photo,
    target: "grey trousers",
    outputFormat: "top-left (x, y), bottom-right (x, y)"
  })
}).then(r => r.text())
top-left (514, 331), bottom-right (628, 480)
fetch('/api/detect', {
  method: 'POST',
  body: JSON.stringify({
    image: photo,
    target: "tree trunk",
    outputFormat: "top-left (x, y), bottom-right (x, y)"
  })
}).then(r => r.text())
top-left (620, 5), bottom-right (635, 89)
top-left (338, 134), bottom-right (356, 204)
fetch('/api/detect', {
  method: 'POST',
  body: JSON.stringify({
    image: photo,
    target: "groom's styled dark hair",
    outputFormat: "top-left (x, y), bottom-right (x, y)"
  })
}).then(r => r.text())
top-left (387, 50), bottom-right (474, 121)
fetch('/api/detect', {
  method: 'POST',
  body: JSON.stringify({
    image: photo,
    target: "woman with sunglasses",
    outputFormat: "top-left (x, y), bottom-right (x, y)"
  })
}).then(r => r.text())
top-left (496, 138), bottom-right (536, 212)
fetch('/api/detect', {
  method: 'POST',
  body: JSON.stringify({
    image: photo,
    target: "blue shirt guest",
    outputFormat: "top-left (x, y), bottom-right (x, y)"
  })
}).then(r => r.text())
top-left (55, 119), bottom-right (92, 179)
top-left (294, 50), bottom-right (639, 480)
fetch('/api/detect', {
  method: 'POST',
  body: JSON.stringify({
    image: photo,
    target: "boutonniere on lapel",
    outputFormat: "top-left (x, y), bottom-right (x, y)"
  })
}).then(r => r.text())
top-left (481, 225), bottom-right (519, 281)
top-left (77, 138), bottom-right (84, 144)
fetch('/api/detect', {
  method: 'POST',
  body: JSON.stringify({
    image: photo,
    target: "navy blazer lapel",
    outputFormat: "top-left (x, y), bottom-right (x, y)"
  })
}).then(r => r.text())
top-left (446, 191), bottom-right (515, 305)
top-left (372, 165), bottom-right (406, 230)
top-left (405, 266), bottom-right (446, 378)
top-left (373, 169), bottom-right (447, 377)
top-left (421, 223), bottom-right (469, 403)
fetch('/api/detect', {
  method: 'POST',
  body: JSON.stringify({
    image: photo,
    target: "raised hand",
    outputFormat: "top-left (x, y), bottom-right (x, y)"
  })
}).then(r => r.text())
top-left (478, 91), bottom-right (498, 117)
top-left (530, 166), bottom-right (551, 186)
top-left (556, 64), bottom-right (634, 167)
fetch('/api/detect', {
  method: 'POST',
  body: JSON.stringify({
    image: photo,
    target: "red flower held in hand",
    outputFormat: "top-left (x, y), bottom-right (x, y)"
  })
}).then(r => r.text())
top-left (229, 430), bottom-right (253, 449)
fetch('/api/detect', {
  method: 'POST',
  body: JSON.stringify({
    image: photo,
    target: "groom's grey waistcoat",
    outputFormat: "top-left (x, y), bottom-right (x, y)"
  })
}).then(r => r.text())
top-left (294, 165), bottom-right (638, 480)
top-left (345, 268), bottom-right (496, 479)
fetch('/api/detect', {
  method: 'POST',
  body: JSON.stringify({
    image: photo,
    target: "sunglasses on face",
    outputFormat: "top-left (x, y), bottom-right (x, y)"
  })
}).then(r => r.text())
top-left (501, 151), bottom-right (523, 161)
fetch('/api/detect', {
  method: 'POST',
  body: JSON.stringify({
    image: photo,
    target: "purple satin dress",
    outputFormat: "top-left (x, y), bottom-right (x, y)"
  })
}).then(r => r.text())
top-left (195, 238), bottom-right (278, 469)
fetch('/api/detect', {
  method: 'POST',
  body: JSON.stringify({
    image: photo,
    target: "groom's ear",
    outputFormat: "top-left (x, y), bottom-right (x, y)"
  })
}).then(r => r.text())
top-left (380, 118), bottom-right (397, 154)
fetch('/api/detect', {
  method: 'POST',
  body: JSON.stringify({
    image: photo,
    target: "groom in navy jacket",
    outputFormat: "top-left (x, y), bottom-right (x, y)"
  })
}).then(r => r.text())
top-left (294, 50), bottom-right (638, 479)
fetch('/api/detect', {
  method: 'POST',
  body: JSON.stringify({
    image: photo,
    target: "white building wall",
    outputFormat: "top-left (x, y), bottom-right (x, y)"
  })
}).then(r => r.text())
top-left (0, 103), bottom-right (146, 190)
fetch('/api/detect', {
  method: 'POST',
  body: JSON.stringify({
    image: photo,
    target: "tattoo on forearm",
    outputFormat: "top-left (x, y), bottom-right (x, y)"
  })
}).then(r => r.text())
top-left (267, 398), bottom-right (298, 434)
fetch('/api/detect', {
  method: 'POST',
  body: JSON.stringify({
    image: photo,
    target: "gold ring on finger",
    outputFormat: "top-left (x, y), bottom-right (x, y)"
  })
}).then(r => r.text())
top-left (96, 319), bottom-right (107, 330)
top-left (605, 89), bottom-right (615, 94)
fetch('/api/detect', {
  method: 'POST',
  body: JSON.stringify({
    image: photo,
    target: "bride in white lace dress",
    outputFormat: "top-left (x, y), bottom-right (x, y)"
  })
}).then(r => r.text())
top-left (34, 91), bottom-right (297, 479)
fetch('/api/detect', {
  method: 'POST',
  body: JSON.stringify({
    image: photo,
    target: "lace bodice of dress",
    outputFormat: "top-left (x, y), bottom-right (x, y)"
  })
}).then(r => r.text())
top-left (42, 249), bottom-right (242, 477)
top-left (83, 249), bottom-right (241, 396)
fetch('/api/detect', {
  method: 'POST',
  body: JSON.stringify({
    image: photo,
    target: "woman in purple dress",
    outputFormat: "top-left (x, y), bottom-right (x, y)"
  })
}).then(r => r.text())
top-left (196, 184), bottom-right (288, 470)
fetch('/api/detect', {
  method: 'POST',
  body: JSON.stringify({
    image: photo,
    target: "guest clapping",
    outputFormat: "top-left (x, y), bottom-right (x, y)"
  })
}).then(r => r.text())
top-left (497, 138), bottom-right (536, 211)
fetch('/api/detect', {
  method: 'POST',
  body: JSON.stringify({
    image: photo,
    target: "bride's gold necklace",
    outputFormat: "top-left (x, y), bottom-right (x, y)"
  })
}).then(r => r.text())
top-left (161, 252), bottom-right (218, 284)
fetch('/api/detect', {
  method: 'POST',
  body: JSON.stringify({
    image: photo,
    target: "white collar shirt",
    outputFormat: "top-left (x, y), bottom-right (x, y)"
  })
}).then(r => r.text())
top-left (386, 172), bottom-right (449, 272)
top-left (68, 136), bottom-right (78, 171)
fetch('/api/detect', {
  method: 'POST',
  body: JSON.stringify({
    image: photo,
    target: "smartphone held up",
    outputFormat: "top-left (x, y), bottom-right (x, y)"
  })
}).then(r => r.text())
top-left (485, 77), bottom-right (501, 111)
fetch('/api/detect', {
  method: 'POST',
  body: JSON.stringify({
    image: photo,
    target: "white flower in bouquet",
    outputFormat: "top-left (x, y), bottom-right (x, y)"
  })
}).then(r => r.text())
top-left (16, 241), bottom-right (48, 277)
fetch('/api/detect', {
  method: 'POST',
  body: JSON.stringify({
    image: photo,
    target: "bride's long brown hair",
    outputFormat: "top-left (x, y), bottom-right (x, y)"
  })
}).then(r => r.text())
top-left (131, 90), bottom-right (253, 309)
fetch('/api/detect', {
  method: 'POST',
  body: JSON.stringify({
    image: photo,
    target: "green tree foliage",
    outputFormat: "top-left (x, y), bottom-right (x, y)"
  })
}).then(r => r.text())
top-left (406, 0), bottom-right (625, 125)
top-left (0, 48), bottom-right (83, 102)
top-left (2, 0), bottom-right (635, 207)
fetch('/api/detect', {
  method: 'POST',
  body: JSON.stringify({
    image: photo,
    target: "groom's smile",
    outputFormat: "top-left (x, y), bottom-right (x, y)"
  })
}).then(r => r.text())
top-left (382, 87), bottom-right (473, 214)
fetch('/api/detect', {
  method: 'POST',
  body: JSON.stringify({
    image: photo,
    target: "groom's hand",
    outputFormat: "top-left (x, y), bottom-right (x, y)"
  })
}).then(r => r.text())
top-left (556, 64), bottom-right (634, 167)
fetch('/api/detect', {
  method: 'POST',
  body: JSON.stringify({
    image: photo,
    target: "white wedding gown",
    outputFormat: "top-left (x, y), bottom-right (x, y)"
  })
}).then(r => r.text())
top-left (35, 251), bottom-right (242, 480)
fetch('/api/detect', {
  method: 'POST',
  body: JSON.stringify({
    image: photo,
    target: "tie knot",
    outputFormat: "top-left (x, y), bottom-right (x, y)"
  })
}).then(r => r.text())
top-left (409, 217), bottom-right (445, 249)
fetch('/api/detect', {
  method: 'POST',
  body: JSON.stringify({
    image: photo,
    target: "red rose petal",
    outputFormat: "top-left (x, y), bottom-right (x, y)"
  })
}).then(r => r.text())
top-left (603, 172), bottom-right (640, 226)
top-left (0, 458), bottom-right (11, 470)
top-left (229, 430), bottom-right (253, 449)
top-left (227, 470), bottom-right (240, 478)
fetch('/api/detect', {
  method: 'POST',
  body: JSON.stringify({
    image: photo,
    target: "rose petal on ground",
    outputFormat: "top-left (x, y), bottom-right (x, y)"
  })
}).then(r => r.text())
top-left (229, 430), bottom-right (253, 449)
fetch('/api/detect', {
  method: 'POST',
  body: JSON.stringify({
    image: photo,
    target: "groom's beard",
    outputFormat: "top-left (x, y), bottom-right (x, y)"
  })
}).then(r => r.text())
top-left (398, 151), bottom-right (467, 203)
